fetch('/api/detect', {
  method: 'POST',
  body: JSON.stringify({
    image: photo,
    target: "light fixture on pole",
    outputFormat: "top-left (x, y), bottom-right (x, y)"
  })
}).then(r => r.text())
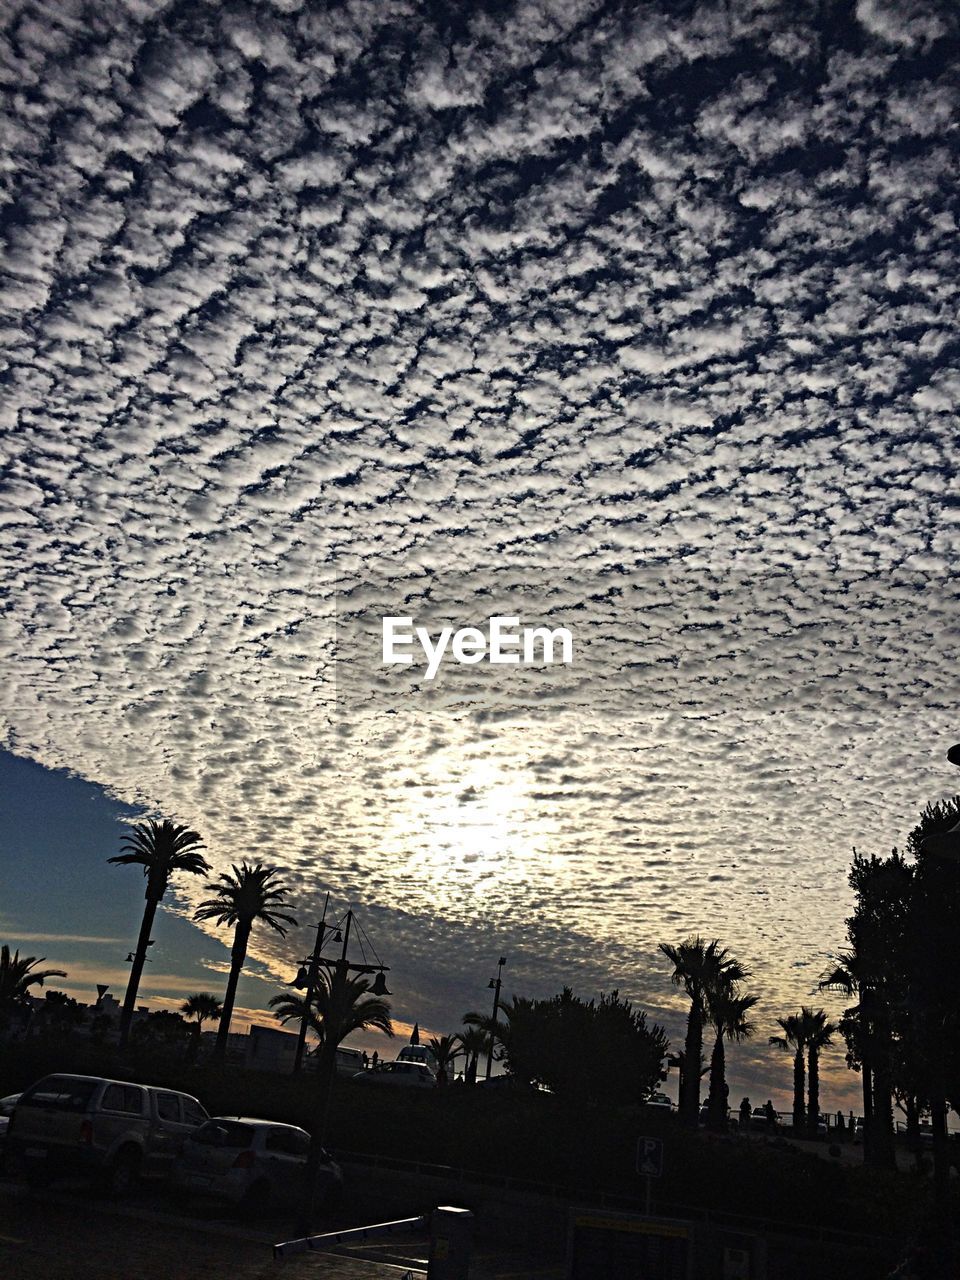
top-left (484, 956), bottom-right (507, 1082)
top-left (299, 905), bottom-right (392, 1229)
top-left (290, 893), bottom-right (331, 1075)
top-left (921, 744), bottom-right (960, 859)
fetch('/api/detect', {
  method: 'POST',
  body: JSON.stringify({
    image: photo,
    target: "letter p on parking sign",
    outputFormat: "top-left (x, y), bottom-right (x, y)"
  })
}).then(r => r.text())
top-left (636, 1136), bottom-right (663, 1178)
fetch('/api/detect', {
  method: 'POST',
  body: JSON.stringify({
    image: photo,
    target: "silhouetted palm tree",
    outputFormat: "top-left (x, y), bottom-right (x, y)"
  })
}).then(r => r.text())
top-left (269, 969), bottom-right (393, 1053)
top-left (706, 984), bottom-right (758, 1129)
top-left (659, 937), bottom-right (747, 1128)
top-left (428, 1034), bottom-right (462, 1084)
top-left (458, 1025), bottom-right (488, 1085)
top-left (194, 863), bottom-right (297, 1062)
top-left (770, 1013), bottom-right (806, 1131)
top-left (181, 993), bottom-right (223, 1061)
top-left (0, 946), bottom-right (66, 1031)
top-left (109, 819), bottom-right (209, 1046)
top-left (799, 1006), bottom-right (836, 1136)
top-left (819, 950), bottom-right (892, 1163)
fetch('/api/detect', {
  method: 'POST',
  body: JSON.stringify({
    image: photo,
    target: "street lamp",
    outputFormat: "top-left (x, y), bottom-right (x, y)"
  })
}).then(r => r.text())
top-left (921, 744), bottom-right (960, 858)
top-left (290, 902), bottom-right (392, 1074)
top-left (484, 956), bottom-right (506, 1082)
top-left (298, 905), bottom-right (391, 1231)
top-left (289, 893), bottom-right (331, 1074)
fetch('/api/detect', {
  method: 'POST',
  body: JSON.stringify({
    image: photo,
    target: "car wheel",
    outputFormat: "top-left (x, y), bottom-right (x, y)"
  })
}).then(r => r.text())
top-left (104, 1146), bottom-right (141, 1196)
top-left (23, 1160), bottom-right (52, 1189)
top-left (239, 1178), bottom-right (271, 1216)
top-left (319, 1180), bottom-right (343, 1214)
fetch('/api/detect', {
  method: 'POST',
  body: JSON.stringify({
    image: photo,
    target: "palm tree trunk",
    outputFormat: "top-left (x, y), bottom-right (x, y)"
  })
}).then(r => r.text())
top-left (707, 1031), bottom-right (727, 1129)
top-left (681, 1001), bottom-right (703, 1129)
top-left (870, 1022), bottom-right (896, 1171)
top-left (213, 920), bottom-right (251, 1063)
top-left (792, 1048), bottom-right (806, 1131)
top-left (861, 1059), bottom-right (873, 1161)
top-left (807, 1046), bottom-right (820, 1137)
top-left (119, 894), bottom-right (159, 1047)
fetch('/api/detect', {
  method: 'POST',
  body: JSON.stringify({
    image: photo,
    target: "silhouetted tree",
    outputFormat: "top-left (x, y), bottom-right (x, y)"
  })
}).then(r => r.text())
top-left (500, 987), bottom-right (669, 1105)
top-left (269, 969), bottom-right (393, 1053)
top-left (770, 1013), bottom-right (806, 1131)
top-left (821, 850), bottom-right (912, 1170)
top-left (181, 993), bottom-right (223, 1060)
top-left (457, 1024), bottom-right (488, 1085)
top-left (904, 796), bottom-right (960, 1214)
top-left (41, 990), bottom-right (87, 1033)
top-left (194, 862), bottom-right (297, 1062)
top-left (0, 946), bottom-right (66, 1033)
top-left (462, 998), bottom-right (518, 1072)
top-left (659, 937), bottom-right (746, 1128)
top-left (109, 819), bottom-right (209, 1046)
top-left (131, 1008), bottom-right (191, 1051)
top-left (428, 1034), bottom-right (461, 1085)
top-left (706, 983), bottom-right (758, 1130)
top-left (799, 1007), bottom-right (836, 1136)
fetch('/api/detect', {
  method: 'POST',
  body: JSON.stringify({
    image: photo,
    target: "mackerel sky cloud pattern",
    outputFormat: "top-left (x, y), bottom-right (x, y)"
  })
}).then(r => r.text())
top-left (1, 0), bottom-right (958, 1088)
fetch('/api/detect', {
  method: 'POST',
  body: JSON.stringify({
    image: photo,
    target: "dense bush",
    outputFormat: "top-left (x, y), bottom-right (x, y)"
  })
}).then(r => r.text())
top-left (501, 987), bottom-right (669, 1105)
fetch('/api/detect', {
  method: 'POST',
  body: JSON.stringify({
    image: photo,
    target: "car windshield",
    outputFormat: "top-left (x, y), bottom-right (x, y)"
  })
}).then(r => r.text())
top-left (192, 1121), bottom-right (254, 1148)
top-left (19, 1077), bottom-right (99, 1112)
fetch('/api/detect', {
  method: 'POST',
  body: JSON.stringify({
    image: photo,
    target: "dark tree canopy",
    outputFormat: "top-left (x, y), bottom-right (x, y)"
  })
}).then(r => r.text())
top-left (501, 987), bottom-right (669, 1105)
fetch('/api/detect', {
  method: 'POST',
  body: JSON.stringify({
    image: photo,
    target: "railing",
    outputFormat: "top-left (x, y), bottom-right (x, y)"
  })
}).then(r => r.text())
top-left (335, 1148), bottom-right (898, 1250)
top-left (275, 1214), bottom-right (427, 1258)
top-left (274, 1205), bottom-right (474, 1279)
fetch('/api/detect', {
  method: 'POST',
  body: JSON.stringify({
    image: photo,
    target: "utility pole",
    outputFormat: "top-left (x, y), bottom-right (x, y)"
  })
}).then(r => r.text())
top-left (484, 957), bottom-right (506, 1081)
top-left (293, 893), bottom-right (330, 1074)
top-left (297, 905), bottom-right (390, 1233)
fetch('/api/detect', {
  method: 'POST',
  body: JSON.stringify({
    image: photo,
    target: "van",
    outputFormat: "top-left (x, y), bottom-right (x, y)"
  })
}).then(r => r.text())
top-left (8, 1073), bottom-right (208, 1192)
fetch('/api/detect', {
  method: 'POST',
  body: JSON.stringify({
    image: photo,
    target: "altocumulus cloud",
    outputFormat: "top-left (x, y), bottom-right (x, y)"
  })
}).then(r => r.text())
top-left (0, 0), bottom-right (958, 1091)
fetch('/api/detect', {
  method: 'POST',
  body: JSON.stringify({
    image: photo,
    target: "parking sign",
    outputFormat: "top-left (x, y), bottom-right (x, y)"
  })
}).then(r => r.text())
top-left (636, 1136), bottom-right (664, 1178)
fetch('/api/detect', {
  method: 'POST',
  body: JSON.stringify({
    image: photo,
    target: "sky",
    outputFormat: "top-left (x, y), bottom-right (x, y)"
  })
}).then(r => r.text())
top-left (1, 0), bottom-right (959, 1109)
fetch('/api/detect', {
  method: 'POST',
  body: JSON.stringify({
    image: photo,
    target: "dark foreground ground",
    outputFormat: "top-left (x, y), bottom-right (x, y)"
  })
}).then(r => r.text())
top-left (0, 1176), bottom-right (566, 1280)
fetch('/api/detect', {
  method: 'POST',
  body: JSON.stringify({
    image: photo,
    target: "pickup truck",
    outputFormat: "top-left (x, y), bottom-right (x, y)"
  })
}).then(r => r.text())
top-left (8, 1073), bottom-right (208, 1192)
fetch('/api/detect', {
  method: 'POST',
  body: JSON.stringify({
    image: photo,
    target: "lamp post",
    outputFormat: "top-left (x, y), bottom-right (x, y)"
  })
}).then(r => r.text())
top-left (484, 957), bottom-right (506, 1082)
top-left (290, 893), bottom-right (330, 1074)
top-left (920, 744), bottom-right (960, 858)
top-left (297, 906), bottom-right (391, 1232)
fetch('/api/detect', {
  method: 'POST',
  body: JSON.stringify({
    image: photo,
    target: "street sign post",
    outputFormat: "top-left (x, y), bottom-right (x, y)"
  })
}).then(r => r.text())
top-left (636, 1136), bottom-right (663, 1215)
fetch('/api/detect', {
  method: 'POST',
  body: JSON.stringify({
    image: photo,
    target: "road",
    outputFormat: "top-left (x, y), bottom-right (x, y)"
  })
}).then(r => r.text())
top-left (0, 1176), bottom-right (564, 1280)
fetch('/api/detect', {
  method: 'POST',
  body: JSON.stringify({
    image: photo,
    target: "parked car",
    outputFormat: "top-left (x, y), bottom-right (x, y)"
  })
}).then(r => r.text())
top-left (351, 1061), bottom-right (434, 1088)
top-left (396, 1044), bottom-right (439, 1071)
top-left (7, 1073), bottom-right (208, 1192)
top-left (0, 1093), bottom-right (20, 1164)
top-left (173, 1118), bottom-right (341, 1213)
top-left (644, 1092), bottom-right (673, 1111)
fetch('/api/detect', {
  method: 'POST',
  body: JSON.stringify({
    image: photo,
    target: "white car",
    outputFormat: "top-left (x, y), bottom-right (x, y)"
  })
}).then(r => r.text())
top-left (397, 1045), bottom-right (439, 1071)
top-left (173, 1117), bottom-right (341, 1213)
top-left (352, 1061), bottom-right (435, 1089)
